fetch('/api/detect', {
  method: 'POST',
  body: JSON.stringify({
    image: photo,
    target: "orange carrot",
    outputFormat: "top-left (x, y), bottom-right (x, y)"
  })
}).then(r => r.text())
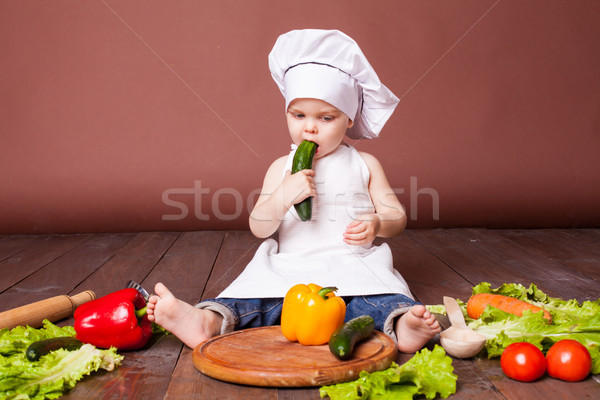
top-left (466, 293), bottom-right (552, 322)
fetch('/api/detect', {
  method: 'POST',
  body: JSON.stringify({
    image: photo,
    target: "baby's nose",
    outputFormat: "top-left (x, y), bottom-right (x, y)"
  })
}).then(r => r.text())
top-left (304, 119), bottom-right (317, 133)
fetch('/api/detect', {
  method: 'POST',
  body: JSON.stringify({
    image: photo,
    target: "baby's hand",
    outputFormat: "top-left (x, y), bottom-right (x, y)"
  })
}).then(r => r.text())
top-left (343, 214), bottom-right (381, 245)
top-left (281, 169), bottom-right (317, 209)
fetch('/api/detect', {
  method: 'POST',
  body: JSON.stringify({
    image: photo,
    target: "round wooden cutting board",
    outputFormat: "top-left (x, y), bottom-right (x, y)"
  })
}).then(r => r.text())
top-left (193, 326), bottom-right (397, 387)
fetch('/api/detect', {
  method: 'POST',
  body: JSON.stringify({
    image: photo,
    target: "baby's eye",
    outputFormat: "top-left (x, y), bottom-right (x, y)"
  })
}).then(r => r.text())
top-left (293, 113), bottom-right (305, 119)
top-left (321, 115), bottom-right (335, 122)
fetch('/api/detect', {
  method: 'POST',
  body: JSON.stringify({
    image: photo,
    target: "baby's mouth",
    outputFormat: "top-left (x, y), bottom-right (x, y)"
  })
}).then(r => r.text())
top-left (313, 144), bottom-right (321, 156)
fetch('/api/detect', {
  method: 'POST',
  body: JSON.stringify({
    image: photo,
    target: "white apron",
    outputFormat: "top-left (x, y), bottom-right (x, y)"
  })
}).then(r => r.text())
top-left (218, 144), bottom-right (412, 299)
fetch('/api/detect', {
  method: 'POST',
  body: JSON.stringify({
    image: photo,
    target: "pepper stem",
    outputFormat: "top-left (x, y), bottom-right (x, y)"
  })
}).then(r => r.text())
top-left (135, 306), bottom-right (147, 318)
top-left (317, 286), bottom-right (338, 300)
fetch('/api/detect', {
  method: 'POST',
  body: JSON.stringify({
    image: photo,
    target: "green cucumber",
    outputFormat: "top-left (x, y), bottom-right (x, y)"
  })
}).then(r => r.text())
top-left (26, 337), bottom-right (83, 361)
top-left (291, 140), bottom-right (318, 221)
top-left (329, 315), bottom-right (375, 360)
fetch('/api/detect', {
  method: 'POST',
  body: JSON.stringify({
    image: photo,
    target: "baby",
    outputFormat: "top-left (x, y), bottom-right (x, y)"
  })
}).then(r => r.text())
top-left (148, 29), bottom-right (440, 352)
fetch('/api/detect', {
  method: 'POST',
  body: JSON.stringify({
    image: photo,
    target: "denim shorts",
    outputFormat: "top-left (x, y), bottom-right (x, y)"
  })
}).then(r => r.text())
top-left (196, 293), bottom-right (417, 343)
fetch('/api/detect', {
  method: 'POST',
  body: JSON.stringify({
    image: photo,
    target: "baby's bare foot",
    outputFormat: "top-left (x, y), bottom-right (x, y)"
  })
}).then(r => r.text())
top-left (147, 282), bottom-right (222, 348)
top-left (395, 305), bottom-right (441, 353)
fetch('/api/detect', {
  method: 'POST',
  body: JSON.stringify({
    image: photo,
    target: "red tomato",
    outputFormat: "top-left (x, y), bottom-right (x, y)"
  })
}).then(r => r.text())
top-left (546, 339), bottom-right (592, 382)
top-left (500, 342), bottom-right (546, 382)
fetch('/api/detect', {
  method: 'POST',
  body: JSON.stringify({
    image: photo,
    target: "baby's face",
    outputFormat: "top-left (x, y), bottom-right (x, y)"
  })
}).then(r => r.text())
top-left (286, 98), bottom-right (353, 159)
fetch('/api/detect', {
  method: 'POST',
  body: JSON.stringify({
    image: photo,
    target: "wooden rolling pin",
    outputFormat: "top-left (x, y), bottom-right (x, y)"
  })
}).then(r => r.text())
top-left (0, 290), bottom-right (96, 330)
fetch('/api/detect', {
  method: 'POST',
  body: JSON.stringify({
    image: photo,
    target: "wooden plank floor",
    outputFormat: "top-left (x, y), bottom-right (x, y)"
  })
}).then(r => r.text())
top-left (1, 229), bottom-right (598, 399)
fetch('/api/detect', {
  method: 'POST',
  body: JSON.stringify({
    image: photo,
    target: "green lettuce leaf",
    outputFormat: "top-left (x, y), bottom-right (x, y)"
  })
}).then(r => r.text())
top-left (427, 299), bottom-right (468, 321)
top-left (472, 282), bottom-right (600, 325)
top-left (0, 320), bottom-right (123, 399)
top-left (425, 304), bottom-right (446, 315)
top-left (319, 345), bottom-right (457, 400)
top-left (0, 321), bottom-right (76, 357)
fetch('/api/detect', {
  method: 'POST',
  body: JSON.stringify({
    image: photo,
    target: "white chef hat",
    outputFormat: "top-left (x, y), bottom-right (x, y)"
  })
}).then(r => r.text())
top-left (268, 29), bottom-right (399, 139)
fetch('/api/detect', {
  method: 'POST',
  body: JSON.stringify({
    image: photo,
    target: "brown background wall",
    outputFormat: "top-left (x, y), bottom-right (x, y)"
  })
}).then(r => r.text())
top-left (2, 0), bottom-right (599, 233)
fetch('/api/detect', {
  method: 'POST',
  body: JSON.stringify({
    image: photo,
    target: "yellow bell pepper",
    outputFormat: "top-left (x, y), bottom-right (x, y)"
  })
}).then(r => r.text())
top-left (281, 283), bottom-right (346, 345)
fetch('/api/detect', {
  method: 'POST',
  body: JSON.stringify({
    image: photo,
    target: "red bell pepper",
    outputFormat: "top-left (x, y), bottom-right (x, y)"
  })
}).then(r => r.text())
top-left (74, 288), bottom-right (152, 351)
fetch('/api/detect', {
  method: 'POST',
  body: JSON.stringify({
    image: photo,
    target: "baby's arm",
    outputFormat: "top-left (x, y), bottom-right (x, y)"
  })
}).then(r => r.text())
top-left (249, 156), bottom-right (317, 238)
top-left (343, 152), bottom-right (406, 245)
